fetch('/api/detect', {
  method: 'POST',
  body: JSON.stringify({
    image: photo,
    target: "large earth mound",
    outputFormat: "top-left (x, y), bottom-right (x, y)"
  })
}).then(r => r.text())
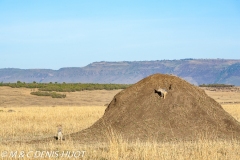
top-left (70, 74), bottom-right (240, 142)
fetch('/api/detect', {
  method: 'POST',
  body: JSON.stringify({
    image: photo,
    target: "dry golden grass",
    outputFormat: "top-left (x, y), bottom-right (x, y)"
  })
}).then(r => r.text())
top-left (222, 104), bottom-right (240, 122)
top-left (0, 105), bottom-right (240, 159)
top-left (0, 106), bottom-right (105, 142)
top-left (1, 87), bottom-right (240, 159)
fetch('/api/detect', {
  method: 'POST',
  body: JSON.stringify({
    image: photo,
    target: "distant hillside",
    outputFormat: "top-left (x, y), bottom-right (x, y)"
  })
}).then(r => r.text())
top-left (1, 59), bottom-right (240, 85)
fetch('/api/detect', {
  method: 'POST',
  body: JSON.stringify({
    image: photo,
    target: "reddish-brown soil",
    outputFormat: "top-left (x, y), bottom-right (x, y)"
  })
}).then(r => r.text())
top-left (37, 74), bottom-right (240, 143)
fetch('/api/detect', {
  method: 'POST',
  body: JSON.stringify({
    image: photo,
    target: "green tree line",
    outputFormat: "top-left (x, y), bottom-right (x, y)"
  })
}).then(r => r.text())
top-left (199, 84), bottom-right (234, 87)
top-left (0, 81), bottom-right (131, 92)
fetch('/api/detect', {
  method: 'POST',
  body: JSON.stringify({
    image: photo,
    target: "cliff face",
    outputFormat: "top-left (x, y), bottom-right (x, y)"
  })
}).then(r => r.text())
top-left (1, 59), bottom-right (240, 85)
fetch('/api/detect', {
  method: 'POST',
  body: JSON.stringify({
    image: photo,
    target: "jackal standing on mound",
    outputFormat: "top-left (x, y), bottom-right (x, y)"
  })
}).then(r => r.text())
top-left (155, 88), bottom-right (168, 99)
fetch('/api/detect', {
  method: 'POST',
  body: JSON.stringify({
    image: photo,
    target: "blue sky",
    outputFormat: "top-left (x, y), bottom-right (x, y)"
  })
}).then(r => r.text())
top-left (0, 0), bottom-right (240, 69)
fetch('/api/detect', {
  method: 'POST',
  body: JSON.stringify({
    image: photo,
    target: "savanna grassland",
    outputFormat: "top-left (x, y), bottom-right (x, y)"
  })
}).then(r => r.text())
top-left (1, 86), bottom-right (240, 159)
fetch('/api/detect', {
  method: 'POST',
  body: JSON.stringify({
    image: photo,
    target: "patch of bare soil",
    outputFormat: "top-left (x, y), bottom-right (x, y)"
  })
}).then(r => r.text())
top-left (37, 74), bottom-right (240, 143)
top-left (0, 86), bottom-right (121, 107)
top-left (203, 87), bottom-right (240, 104)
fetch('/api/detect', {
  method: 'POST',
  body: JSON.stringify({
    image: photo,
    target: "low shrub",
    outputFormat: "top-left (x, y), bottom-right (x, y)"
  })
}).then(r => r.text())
top-left (30, 91), bottom-right (66, 98)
